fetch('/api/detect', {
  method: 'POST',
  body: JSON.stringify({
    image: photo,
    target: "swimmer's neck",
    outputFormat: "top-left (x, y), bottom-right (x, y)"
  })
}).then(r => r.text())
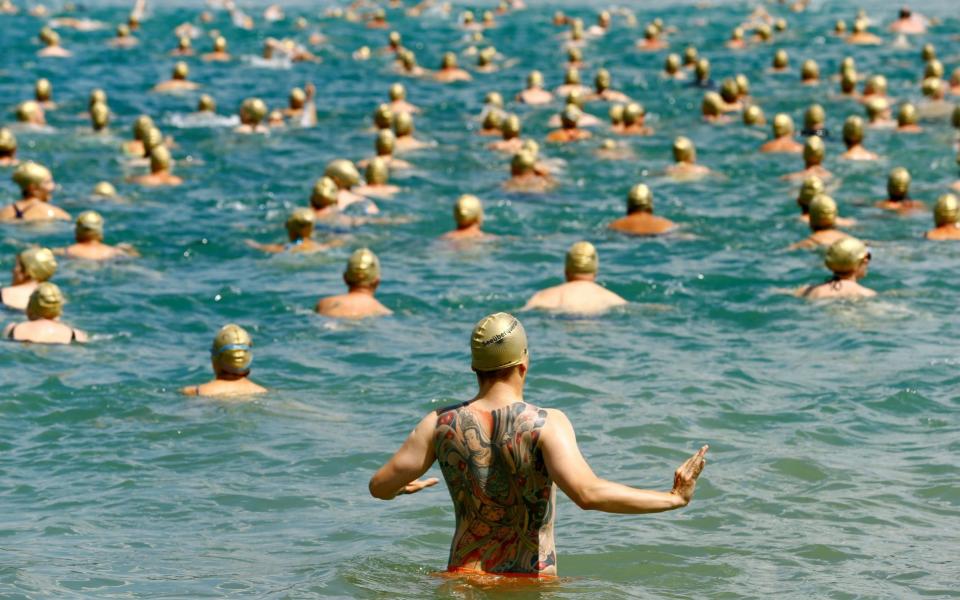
top-left (474, 376), bottom-right (525, 407)
top-left (565, 272), bottom-right (596, 283)
top-left (216, 371), bottom-right (249, 382)
top-left (347, 285), bottom-right (376, 296)
top-left (457, 222), bottom-right (482, 233)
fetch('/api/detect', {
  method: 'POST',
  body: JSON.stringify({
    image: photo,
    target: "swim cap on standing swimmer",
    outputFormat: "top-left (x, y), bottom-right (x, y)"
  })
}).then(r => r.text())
top-left (825, 237), bottom-right (868, 275)
top-left (26, 282), bottom-right (64, 321)
top-left (470, 312), bottom-right (528, 372)
top-left (797, 175), bottom-right (825, 211)
top-left (344, 248), bottom-right (380, 287)
top-left (453, 194), bottom-right (482, 227)
top-left (389, 83), bottom-right (406, 102)
top-left (565, 241), bottom-right (598, 276)
top-left (18, 247), bottom-right (57, 282)
top-left (934, 194), bottom-right (959, 227)
top-left (887, 167), bottom-right (911, 200)
top-left (210, 324), bottom-right (253, 375)
top-left (289, 87), bottom-right (306, 109)
top-left (809, 194), bottom-right (838, 230)
top-left (286, 207), bottom-right (315, 238)
top-left (75, 211), bottom-right (104, 241)
top-left (310, 176), bottom-right (339, 209)
top-left (627, 183), bottom-right (653, 214)
top-left (673, 136), bottom-right (695, 163)
top-left (173, 61), bottom-right (189, 80)
top-left (325, 159), bottom-right (360, 190)
top-left (12, 161), bottom-right (52, 192)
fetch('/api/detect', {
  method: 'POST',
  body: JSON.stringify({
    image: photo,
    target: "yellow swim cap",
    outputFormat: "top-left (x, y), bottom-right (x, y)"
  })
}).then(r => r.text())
top-left (373, 103), bottom-right (394, 129)
top-left (389, 82), bottom-right (405, 101)
top-left (825, 237), bottom-right (868, 274)
top-left (76, 210), bottom-right (104, 241)
top-left (897, 103), bottom-right (918, 126)
top-left (841, 69), bottom-right (857, 93)
top-left (376, 129), bottom-right (396, 156)
top-left (89, 89), bottom-right (107, 108)
top-left (804, 104), bottom-right (825, 130)
top-left (344, 248), bottom-right (380, 287)
top-left (797, 175), bottom-right (825, 209)
top-left (441, 51), bottom-right (457, 69)
top-left (695, 58), bottom-right (710, 82)
top-left (560, 105), bottom-right (581, 128)
top-left (683, 46), bottom-right (698, 65)
top-left (240, 98), bottom-right (267, 123)
top-left (453, 194), bottom-right (482, 226)
top-left (804, 136), bottom-right (825, 165)
top-left (743, 105), bottom-right (764, 125)
top-left (173, 61), bottom-right (189, 80)
top-left (12, 161), bottom-right (52, 190)
top-left (842, 117), bottom-right (864, 146)
top-left (866, 97), bottom-right (889, 120)
top-left (501, 114), bottom-right (520, 138)
top-left (887, 167), bottom-right (910, 199)
top-left (35, 78), bottom-right (52, 102)
top-left (286, 207), bottom-right (315, 237)
top-left (564, 66), bottom-right (580, 85)
top-left (527, 70), bottom-right (543, 88)
top-left (809, 194), bottom-right (838, 230)
top-left (773, 49), bottom-right (788, 69)
top-left (735, 74), bottom-right (750, 96)
top-left (921, 43), bottom-right (936, 62)
top-left (90, 102), bottom-right (109, 130)
top-left (609, 104), bottom-right (624, 125)
top-left (178, 35), bottom-right (191, 50)
top-left (664, 53), bottom-right (680, 74)
top-left (864, 74), bottom-right (887, 96)
top-left (470, 312), bottom-right (528, 372)
top-left (143, 127), bottom-right (163, 155)
top-left (623, 102), bottom-right (645, 125)
top-left (482, 109), bottom-right (504, 131)
top-left (701, 92), bottom-right (723, 117)
top-left (289, 87), bottom-right (306, 108)
top-left (213, 35), bottom-right (227, 52)
top-left (26, 281), bottom-right (64, 321)
top-left (672, 136), bottom-right (695, 163)
top-left (388, 31), bottom-right (401, 46)
top-left (485, 91), bottom-right (503, 107)
top-left (198, 94), bottom-right (216, 112)
top-left (801, 59), bottom-right (819, 81)
top-left (921, 77), bottom-right (942, 98)
top-left (520, 139), bottom-right (539, 156)
top-left (393, 112), bottom-right (413, 136)
top-left (325, 159), bottom-right (360, 189)
top-left (719, 78), bottom-right (738, 103)
top-left (934, 194), bottom-right (959, 226)
top-left (16, 100), bottom-right (41, 123)
top-left (93, 181), bottom-right (117, 198)
top-left (310, 176), bottom-right (339, 209)
top-left (835, 19), bottom-right (847, 33)
top-left (773, 113), bottom-right (794, 137)
top-left (511, 149), bottom-right (536, 175)
top-left (365, 157), bottom-right (390, 185)
top-left (565, 241), bottom-right (598, 275)
top-left (18, 246), bottom-right (57, 281)
top-left (210, 324), bottom-right (253, 375)
top-left (627, 183), bottom-right (653, 213)
top-left (595, 68), bottom-right (611, 91)
top-left (924, 59), bottom-right (944, 80)
top-left (150, 144), bottom-right (172, 171)
top-left (0, 127), bottom-right (16, 153)
top-left (775, 17), bottom-right (787, 31)
top-left (133, 115), bottom-right (154, 140)
top-left (852, 17), bottom-right (867, 33)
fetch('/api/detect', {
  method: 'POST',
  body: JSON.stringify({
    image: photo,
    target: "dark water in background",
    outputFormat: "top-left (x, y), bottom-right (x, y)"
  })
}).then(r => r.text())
top-left (1, 1), bottom-right (959, 598)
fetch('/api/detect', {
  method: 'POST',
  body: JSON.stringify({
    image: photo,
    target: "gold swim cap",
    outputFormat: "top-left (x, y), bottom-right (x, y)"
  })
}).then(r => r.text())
top-left (842, 115), bottom-right (864, 145)
top-left (373, 103), bottom-right (394, 130)
top-left (683, 46), bottom-right (698, 65)
top-left (511, 149), bottom-right (535, 175)
top-left (866, 97), bottom-right (889, 121)
top-left (92, 181), bottom-right (116, 198)
top-left (735, 74), bottom-right (750, 96)
top-left (12, 161), bottom-right (52, 190)
top-left (527, 70), bottom-right (543, 88)
top-left (441, 51), bottom-right (457, 69)
top-left (18, 246), bottom-right (57, 281)
top-left (804, 104), bottom-right (825, 130)
top-left (719, 78), bottom-right (738, 103)
top-left (664, 53), bottom-right (680, 74)
top-left (623, 102), bottom-right (645, 125)
top-left (178, 35), bottom-right (191, 50)
top-left (841, 69), bottom-right (857, 93)
top-left (772, 49), bottom-right (788, 69)
top-left (921, 43), bottom-right (936, 62)
top-left (213, 35), bottom-right (227, 52)
top-left (470, 312), bottom-right (528, 372)
top-left (388, 31), bottom-right (401, 46)
top-left (756, 23), bottom-right (772, 40)
top-left (695, 58), bottom-right (710, 82)
top-left (286, 207), bottom-right (315, 236)
top-left (485, 91), bottom-right (503, 107)
top-left (565, 88), bottom-right (584, 109)
top-left (16, 100), bottom-right (41, 123)
top-left (143, 127), bottom-right (163, 154)
top-left (365, 156), bottom-right (390, 185)
top-left (595, 68), bottom-right (611, 91)
top-left (772, 113), bottom-right (794, 137)
top-left (564, 66), bottom-right (581, 85)
top-left (809, 194), bottom-right (838, 230)
top-left (289, 87), bottom-right (306, 108)
top-left (804, 136), bottom-right (824, 165)
top-left (90, 102), bottom-right (109, 130)
top-left (26, 282), bottom-right (64, 321)
top-left (801, 59), bottom-right (819, 81)
top-left (375, 129), bottom-right (396, 155)
top-left (478, 47), bottom-right (496, 67)
top-left (852, 17), bottom-right (867, 33)
top-left (501, 113), bottom-right (520, 138)
top-left (609, 104), bottom-right (624, 125)
top-left (560, 105), bottom-right (581, 128)
top-left (731, 27), bottom-right (744, 41)
top-left (921, 77), bottom-right (942, 98)
top-left (924, 59), bottom-right (944, 80)
top-left (453, 194), bottom-right (482, 226)
top-left (888, 167), bottom-right (911, 199)
top-left (840, 56), bottom-right (855, 72)
top-left (39, 26), bottom-right (55, 44)
top-left (325, 159), bottom-right (360, 189)
top-left (35, 78), bottom-right (52, 102)
top-left (482, 109), bottom-right (504, 131)
top-left (210, 324), bottom-right (253, 375)
top-left (240, 98), bottom-right (267, 124)
top-left (89, 88), bottom-right (107, 107)
top-left (389, 83), bottom-right (405, 101)
top-left (565, 241), bottom-right (598, 275)
top-left (400, 49), bottom-right (417, 70)
top-left (0, 127), bottom-right (16, 153)
top-left (627, 183), bottom-right (653, 213)
top-left (133, 115), bottom-right (154, 140)
top-left (644, 23), bottom-right (658, 40)
top-left (567, 47), bottom-right (582, 64)
top-left (310, 176), bottom-right (339, 208)
top-left (774, 18), bottom-right (787, 31)
top-left (834, 19), bottom-right (847, 33)
top-left (150, 144), bottom-right (172, 171)
top-left (75, 210), bottom-right (104, 241)
top-left (701, 92), bottom-right (723, 117)
top-left (198, 94), bottom-right (216, 112)
top-left (864, 74), bottom-right (887, 96)
top-left (173, 61), bottom-right (189, 80)
top-left (393, 111), bottom-right (413, 136)
top-left (672, 136), bottom-right (695, 163)
top-left (743, 104), bottom-right (764, 125)
top-left (825, 237), bottom-right (868, 274)
top-left (344, 248), bottom-right (380, 287)
top-left (797, 175), bottom-right (825, 209)
top-left (934, 194), bottom-right (959, 226)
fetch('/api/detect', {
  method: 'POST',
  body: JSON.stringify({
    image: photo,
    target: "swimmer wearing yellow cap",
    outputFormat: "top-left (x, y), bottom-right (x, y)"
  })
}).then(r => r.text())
top-left (387, 82), bottom-right (419, 115)
top-left (109, 23), bottom-right (138, 48)
top-left (354, 157), bottom-right (401, 199)
top-left (619, 103), bottom-right (653, 136)
top-left (202, 35), bottom-right (231, 62)
top-left (487, 114), bottom-right (524, 153)
top-left (523, 242), bottom-right (627, 314)
top-left (4, 282), bottom-right (87, 344)
top-left (789, 194), bottom-right (850, 249)
top-left (608, 184), bottom-right (676, 236)
top-left (783, 136), bottom-right (832, 181)
top-left (170, 35), bottom-right (194, 56)
top-left (58, 211), bottom-right (138, 260)
top-left (283, 83), bottom-right (317, 125)
top-left (797, 237), bottom-right (875, 300)
top-left (442, 194), bottom-right (488, 240)
top-left (367, 7), bottom-right (388, 29)
top-left (925, 194), bottom-right (960, 240)
top-left (636, 22), bottom-right (668, 51)
top-left (760, 114), bottom-right (804, 153)
top-left (504, 147), bottom-right (554, 193)
top-left (325, 159), bottom-right (376, 212)
top-left (846, 18), bottom-right (882, 45)
top-left (666, 136), bottom-right (712, 180)
top-left (182, 324), bottom-right (266, 397)
top-left (591, 68), bottom-right (629, 103)
top-left (15, 100), bottom-right (46, 127)
top-left (865, 97), bottom-right (895, 129)
top-left (357, 130), bottom-right (413, 171)
top-left (392, 112), bottom-right (429, 151)
top-left (516, 70), bottom-right (553, 105)
top-left (235, 98), bottom-right (269, 134)
top-left (895, 103), bottom-right (922, 133)
top-left (315, 248), bottom-right (392, 319)
top-left (435, 52), bottom-right (472, 83)
top-left (860, 74), bottom-right (887, 104)
top-left (123, 115), bottom-right (153, 156)
top-left (875, 167), bottom-right (925, 213)
top-left (1, 247), bottom-right (57, 311)
top-left (129, 145), bottom-right (182, 187)
top-left (546, 106), bottom-right (592, 143)
top-left (370, 312), bottom-right (708, 577)
top-left (153, 61), bottom-right (199, 93)
top-left (246, 207), bottom-right (339, 254)
top-left (478, 108), bottom-right (504, 136)
top-left (0, 128), bottom-right (18, 167)
top-left (34, 78), bottom-right (56, 110)
top-left (37, 27), bottom-right (72, 57)
top-left (1, 162), bottom-right (70, 222)
top-left (554, 67), bottom-right (590, 99)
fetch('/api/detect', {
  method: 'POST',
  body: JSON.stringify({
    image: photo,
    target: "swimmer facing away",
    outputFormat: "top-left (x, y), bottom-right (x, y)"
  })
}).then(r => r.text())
top-left (926, 194), bottom-right (960, 240)
top-left (369, 312), bottom-right (708, 577)
top-left (442, 194), bottom-right (488, 240)
top-left (58, 211), bottom-right (139, 260)
top-left (796, 237), bottom-right (875, 300)
top-left (246, 208), bottom-right (339, 254)
top-left (1, 247), bottom-right (57, 311)
top-left (315, 248), bottom-right (392, 319)
top-left (608, 183), bottom-right (676, 236)
top-left (182, 324), bottom-right (267, 398)
top-left (4, 282), bottom-right (88, 345)
top-left (523, 241), bottom-right (627, 315)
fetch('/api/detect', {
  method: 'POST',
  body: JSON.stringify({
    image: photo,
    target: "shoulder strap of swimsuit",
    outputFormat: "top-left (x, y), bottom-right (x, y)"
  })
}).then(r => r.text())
top-left (12, 202), bottom-right (25, 219)
top-left (7, 323), bottom-right (18, 340)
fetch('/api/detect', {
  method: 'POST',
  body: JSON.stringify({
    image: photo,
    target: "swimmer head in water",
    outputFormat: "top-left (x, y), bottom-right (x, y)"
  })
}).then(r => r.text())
top-left (454, 194), bottom-right (483, 227)
top-left (565, 240), bottom-right (599, 277)
top-left (325, 159), bottom-right (360, 190)
top-left (27, 281), bottom-right (64, 321)
top-left (470, 312), bottom-right (528, 372)
top-left (12, 161), bottom-right (54, 199)
top-left (345, 248), bottom-right (380, 288)
top-left (75, 210), bottom-right (104, 242)
top-left (211, 324), bottom-right (253, 376)
top-left (17, 246), bottom-right (57, 283)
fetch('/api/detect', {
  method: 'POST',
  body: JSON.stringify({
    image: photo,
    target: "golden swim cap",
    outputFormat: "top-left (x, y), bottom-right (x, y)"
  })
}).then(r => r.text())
top-left (485, 91), bottom-right (503, 107)
top-left (240, 98), bottom-right (267, 123)
top-left (365, 156), bottom-right (390, 185)
top-left (565, 241), bottom-right (598, 275)
top-left (924, 59), bottom-right (944, 80)
top-left (773, 113), bottom-right (794, 137)
top-left (12, 161), bottom-right (52, 190)
top-left (173, 61), bottom-right (189, 80)
top-left (921, 43), bottom-right (936, 62)
top-left (478, 47), bottom-right (496, 67)
top-left (26, 282), bottom-right (64, 321)
top-left (18, 246), bottom-right (57, 281)
top-left (834, 19), bottom-right (847, 33)
top-left (470, 312), bottom-right (528, 372)
top-left (501, 113), bottom-right (520, 138)
top-left (841, 69), bottom-right (857, 93)
top-left (211, 324), bottom-right (253, 375)
top-left (520, 139), bottom-right (540, 157)
top-left (400, 49), bottom-right (417, 70)
top-left (393, 111), bottom-right (413, 136)
top-left (774, 17), bottom-right (787, 31)
top-left (772, 49), bottom-right (788, 69)
top-left (198, 94), bottom-right (216, 112)
top-left (39, 26), bottom-right (55, 44)
top-left (801, 59), bottom-right (819, 81)
top-left (178, 35), bottom-right (191, 50)
top-left (803, 136), bottom-right (824, 165)
top-left (286, 207), bottom-right (315, 237)
top-left (921, 77), bottom-right (942, 98)
top-left (701, 92), bottom-right (723, 117)
top-left (756, 23), bottom-right (772, 40)
top-left (809, 194), bottom-right (838, 230)
top-left (804, 104), bottom-right (825, 130)
top-left (441, 51), bottom-right (457, 69)
top-left (731, 27), bottom-right (744, 41)
top-left (482, 109), bottom-right (504, 131)
top-left (840, 56), bottom-right (855, 72)
top-left (35, 78), bottom-right (52, 102)
top-left (133, 115), bottom-right (154, 140)
top-left (672, 136), bottom-right (695, 163)
top-left (388, 31), bottom-right (401, 46)
top-left (567, 47), bottom-right (582, 64)
top-left (627, 183), bottom-right (653, 213)
top-left (683, 46), bottom-right (698, 65)
top-left (609, 104), bottom-right (624, 125)
top-left (150, 144), bottom-right (172, 171)
top-left (601, 138), bottom-right (616, 150)
top-left (93, 181), bottom-right (116, 198)
top-left (644, 23), bottom-right (658, 40)
top-left (825, 237), bottom-right (868, 274)
top-left (310, 176), bottom-right (339, 208)
top-left (719, 78), bottom-right (738, 103)
top-left (527, 70), bottom-right (543, 88)
top-left (743, 104), bottom-right (764, 125)
top-left (344, 248), bottom-right (380, 287)
top-left (560, 105), bottom-right (581, 128)
top-left (695, 58), bottom-right (710, 82)
top-left (90, 102), bottom-right (109, 130)
top-left (565, 88), bottom-right (585, 109)
top-left (143, 127), bottom-right (163, 154)
top-left (623, 102), bottom-right (645, 125)
top-left (664, 53), bottom-right (680, 75)
top-left (735, 74), bottom-right (750, 96)
top-left (389, 83), bottom-right (405, 101)
top-left (453, 194), bottom-right (482, 226)
top-left (866, 97), bottom-right (889, 121)
top-left (864, 74), bottom-right (887, 96)
top-left (376, 129), bottom-right (396, 155)
top-left (16, 100), bottom-right (41, 123)
top-left (89, 88), bottom-right (107, 107)
top-left (887, 167), bottom-right (910, 199)
top-left (852, 17), bottom-right (867, 33)
top-left (75, 210), bottom-right (104, 241)
top-left (0, 127), bottom-right (16, 153)
top-left (325, 159), bottom-right (360, 189)
top-left (564, 66), bottom-right (581, 85)
top-left (934, 194), bottom-right (959, 226)
top-left (595, 68), bottom-right (611, 91)
top-left (797, 175), bottom-right (825, 209)
top-left (373, 103), bottom-right (394, 130)
top-left (511, 149), bottom-right (536, 175)
top-left (842, 115), bottom-right (864, 146)
top-left (289, 87), bottom-right (306, 108)
top-left (213, 35), bottom-right (227, 52)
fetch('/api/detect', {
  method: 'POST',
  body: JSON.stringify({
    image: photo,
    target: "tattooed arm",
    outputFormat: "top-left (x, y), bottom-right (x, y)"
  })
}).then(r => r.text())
top-left (369, 412), bottom-right (440, 500)
top-left (541, 408), bottom-right (708, 514)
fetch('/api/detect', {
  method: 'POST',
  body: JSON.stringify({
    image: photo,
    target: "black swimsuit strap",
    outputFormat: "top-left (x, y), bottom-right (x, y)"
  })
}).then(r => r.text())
top-left (12, 202), bottom-right (25, 219)
top-left (7, 323), bottom-right (18, 340)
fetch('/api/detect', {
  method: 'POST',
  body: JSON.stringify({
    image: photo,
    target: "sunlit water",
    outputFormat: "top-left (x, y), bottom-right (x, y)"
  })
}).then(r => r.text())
top-left (1, 1), bottom-right (959, 598)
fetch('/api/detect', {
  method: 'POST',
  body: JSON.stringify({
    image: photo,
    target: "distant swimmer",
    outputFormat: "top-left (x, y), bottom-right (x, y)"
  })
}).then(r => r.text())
top-left (875, 167), bottom-right (925, 213)
top-left (800, 59), bottom-right (820, 86)
top-left (442, 194), bottom-right (487, 240)
top-left (235, 98), bottom-right (269, 134)
top-left (282, 83), bottom-right (317, 127)
top-left (129, 145), bottom-right (182, 187)
top-left (354, 157), bottom-right (400, 199)
top-left (783, 136), bottom-right (831, 181)
top-left (201, 36), bottom-right (231, 62)
top-left (387, 83), bottom-right (419, 114)
top-left (555, 67), bottom-right (589, 99)
top-left (247, 207), bottom-right (338, 254)
top-left (846, 18), bottom-right (881, 45)
top-left (123, 115), bottom-right (154, 156)
top-left (789, 194), bottom-right (849, 249)
top-left (434, 52), bottom-right (472, 83)
top-left (325, 159), bottom-right (373, 211)
top-left (636, 23), bottom-right (668, 50)
top-left (182, 324), bottom-right (266, 397)
top-left (797, 237), bottom-right (875, 300)
top-left (523, 241), bottom-right (626, 314)
top-left (801, 104), bottom-right (828, 137)
top-left (393, 112), bottom-right (429, 151)
top-left (840, 116), bottom-right (878, 161)
top-left (369, 312), bottom-right (708, 577)
top-left (865, 97), bottom-right (895, 129)
top-left (109, 24), bottom-right (138, 48)
top-left (590, 68), bottom-right (628, 103)
top-left (742, 105), bottom-right (766, 126)
top-left (15, 100), bottom-right (46, 127)
top-left (487, 114), bottom-right (523, 153)
top-left (608, 184), bottom-right (676, 236)
top-left (357, 130), bottom-right (412, 171)
top-left (1, 162), bottom-right (71, 222)
top-left (666, 136), bottom-right (711, 180)
top-left (517, 70), bottom-right (553, 105)
top-left (1, 247), bottom-right (57, 311)
top-left (58, 211), bottom-right (138, 260)
top-left (618, 103), bottom-right (653, 136)
top-left (34, 78), bottom-right (55, 110)
top-left (0, 128), bottom-right (18, 166)
top-left (153, 62), bottom-right (199, 93)
top-left (760, 114), bottom-right (804, 153)
top-left (37, 27), bottom-right (71, 57)
top-left (925, 194), bottom-right (960, 240)
top-left (4, 283), bottom-right (87, 344)
top-left (315, 248), bottom-right (392, 319)
top-left (89, 102), bottom-right (109, 133)
top-left (503, 149), bottom-right (554, 193)
top-left (545, 106), bottom-right (592, 143)
top-left (196, 94), bottom-right (216, 115)
top-left (170, 35), bottom-right (194, 56)
top-left (889, 7), bottom-right (926, 34)
top-left (701, 92), bottom-right (729, 124)
top-left (663, 54), bottom-right (686, 80)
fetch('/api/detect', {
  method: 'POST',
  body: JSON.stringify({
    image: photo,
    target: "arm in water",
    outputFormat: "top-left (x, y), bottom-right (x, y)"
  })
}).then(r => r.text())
top-left (369, 412), bottom-right (439, 499)
top-left (542, 408), bottom-right (708, 513)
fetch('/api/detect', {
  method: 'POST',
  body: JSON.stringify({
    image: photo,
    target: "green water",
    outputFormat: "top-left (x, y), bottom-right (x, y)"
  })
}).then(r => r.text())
top-left (1, 1), bottom-right (959, 598)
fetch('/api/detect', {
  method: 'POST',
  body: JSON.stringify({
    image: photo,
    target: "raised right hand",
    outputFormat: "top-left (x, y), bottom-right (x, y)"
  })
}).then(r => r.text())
top-left (672, 445), bottom-right (708, 505)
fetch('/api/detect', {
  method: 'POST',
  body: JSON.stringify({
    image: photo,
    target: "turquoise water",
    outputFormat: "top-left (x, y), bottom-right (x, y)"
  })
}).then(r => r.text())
top-left (2, 1), bottom-right (960, 598)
